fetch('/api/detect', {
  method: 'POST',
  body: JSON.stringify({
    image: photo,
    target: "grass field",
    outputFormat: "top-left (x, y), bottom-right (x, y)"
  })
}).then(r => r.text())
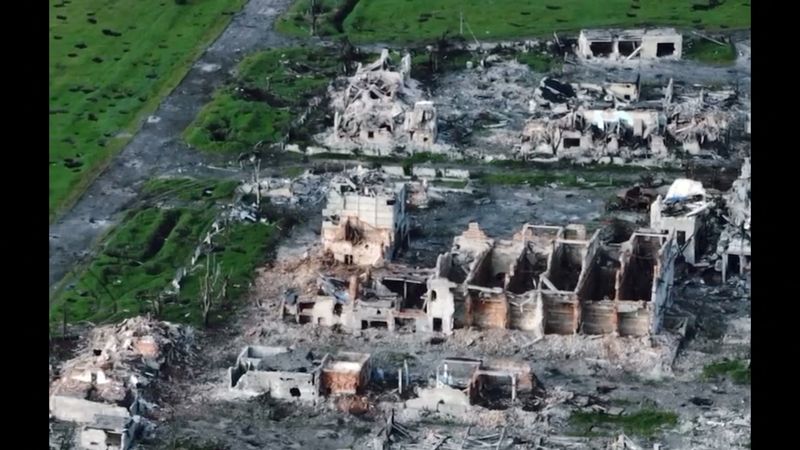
top-left (339, 0), bottom-right (750, 44)
top-left (50, 178), bottom-right (280, 328)
top-left (49, 0), bottom-right (246, 221)
top-left (184, 47), bottom-right (341, 153)
top-left (702, 358), bottom-right (751, 385)
top-left (684, 37), bottom-right (738, 64)
top-left (569, 408), bottom-right (679, 437)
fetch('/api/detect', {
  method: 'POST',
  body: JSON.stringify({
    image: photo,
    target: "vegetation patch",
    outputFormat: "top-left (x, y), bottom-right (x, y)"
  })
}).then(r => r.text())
top-left (569, 408), bottom-right (679, 437)
top-left (684, 36), bottom-right (737, 65)
top-left (478, 170), bottom-right (629, 188)
top-left (184, 47), bottom-right (342, 153)
top-left (276, 0), bottom-right (356, 38)
top-left (49, 0), bottom-right (246, 221)
top-left (50, 178), bottom-right (281, 328)
top-left (342, 0), bottom-right (750, 44)
top-left (702, 358), bottom-right (751, 385)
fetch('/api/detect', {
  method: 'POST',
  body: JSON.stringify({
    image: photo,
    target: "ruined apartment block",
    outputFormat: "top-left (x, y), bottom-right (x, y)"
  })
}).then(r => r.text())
top-left (282, 266), bottom-right (433, 333)
top-left (306, 221), bottom-right (680, 339)
top-left (228, 346), bottom-right (371, 402)
top-left (578, 28), bottom-right (683, 61)
top-left (321, 173), bottom-right (409, 266)
top-left (650, 179), bottom-right (710, 265)
top-left (328, 49), bottom-right (439, 152)
top-left (521, 73), bottom-right (736, 160)
top-left (427, 222), bottom-right (680, 337)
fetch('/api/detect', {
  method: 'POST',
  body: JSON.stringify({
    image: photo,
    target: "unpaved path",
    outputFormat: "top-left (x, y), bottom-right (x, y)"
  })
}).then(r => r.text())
top-left (49, 0), bottom-right (297, 291)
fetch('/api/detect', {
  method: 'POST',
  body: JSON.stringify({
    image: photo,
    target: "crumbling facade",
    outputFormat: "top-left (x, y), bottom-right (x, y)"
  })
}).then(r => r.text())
top-left (303, 220), bottom-right (680, 339)
top-left (326, 49), bottom-right (440, 153)
top-left (228, 346), bottom-right (326, 402)
top-left (49, 318), bottom-right (192, 450)
top-left (229, 346), bottom-right (372, 402)
top-left (718, 158), bottom-right (751, 281)
top-left (406, 356), bottom-right (536, 412)
top-left (520, 74), bottom-right (737, 161)
top-left (578, 28), bottom-right (683, 61)
top-left (650, 179), bottom-right (710, 265)
top-left (321, 170), bottom-right (409, 266)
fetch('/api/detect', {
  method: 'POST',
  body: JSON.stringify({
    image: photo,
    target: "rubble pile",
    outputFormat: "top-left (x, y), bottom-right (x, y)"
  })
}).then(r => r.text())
top-left (519, 74), bottom-right (744, 162)
top-left (321, 49), bottom-right (447, 154)
top-left (50, 316), bottom-right (195, 404)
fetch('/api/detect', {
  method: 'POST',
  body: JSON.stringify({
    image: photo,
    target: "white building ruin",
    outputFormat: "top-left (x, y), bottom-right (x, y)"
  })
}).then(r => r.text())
top-left (578, 28), bottom-right (683, 61)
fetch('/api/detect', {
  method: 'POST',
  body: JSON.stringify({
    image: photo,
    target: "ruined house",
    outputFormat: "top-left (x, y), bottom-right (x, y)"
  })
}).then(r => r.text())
top-left (426, 222), bottom-right (679, 338)
top-left (719, 158), bottom-right (751, 281)
top-left (577, 28), bottom-right (683, 60)
top-left (321, 171), bottom-right (409, 266)
top-left (228, 346), bottom-right (326, 402)
top-left (649, 179), bottom-right (710, 265)
top-left (327, 49), bottom-right (439, 153)
top-left (406, 356), bottom-right (536, 411)
top-left (229, 346), bottom-right (373, 402)
top-left (521, 74), bottom-right (738, 160)
top-left (48, 318), bottom-right (191, 450)
top-left (281, 266), bottom-right (433, 333)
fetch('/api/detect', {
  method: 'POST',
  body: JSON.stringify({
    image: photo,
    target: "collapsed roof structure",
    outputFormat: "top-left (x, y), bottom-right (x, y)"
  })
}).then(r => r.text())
top-left (324, 49), bottom-right (442, 154)
top-left (520, 75), bottom-right (741, 161)
top-left (649, 179), bottom-right (711, 265)
top-left (295, 220), bottom-right (682, 340)
top-left (49, 318), bottom-right (194, 450)
top-left (228, 346), bottom-right (371, 402)
top-left (321, 168), bottom-right (410, 266)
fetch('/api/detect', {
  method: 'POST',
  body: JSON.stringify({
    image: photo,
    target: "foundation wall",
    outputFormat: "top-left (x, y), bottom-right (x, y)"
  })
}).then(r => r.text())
top-left (470, 295), bottom-right (509, 329)
top-left (541, 292), bottom-right (579, 335)
top-left (617, 302), bottom-right (651, 336)
top-left (580, 301), bottom-right (617, 335)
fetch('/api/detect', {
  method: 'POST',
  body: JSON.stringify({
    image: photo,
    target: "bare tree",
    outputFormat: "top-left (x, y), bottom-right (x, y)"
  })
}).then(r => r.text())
top-left (309, 0), bottom-right (318, 36)
top-left (200, 254), bottom-right (228, 327)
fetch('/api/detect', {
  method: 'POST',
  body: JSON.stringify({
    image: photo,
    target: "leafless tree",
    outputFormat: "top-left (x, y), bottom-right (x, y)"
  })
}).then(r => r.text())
top-left (201, 254), bottom-right (228, 327)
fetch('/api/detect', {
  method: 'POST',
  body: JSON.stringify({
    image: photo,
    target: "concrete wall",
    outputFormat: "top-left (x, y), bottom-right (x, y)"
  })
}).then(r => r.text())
top-left (508, 293), bottom-right (543, 336)
top-left (541, 292), bottom-right (579, 335)
top-left (578, 30), bottom-right (683, 60)
top-left (580, 301), bottom-right (617, 334)
top-left (469, 295), bottom-right (509, 329)
top-left (50, 395), bottom-right (131, 425)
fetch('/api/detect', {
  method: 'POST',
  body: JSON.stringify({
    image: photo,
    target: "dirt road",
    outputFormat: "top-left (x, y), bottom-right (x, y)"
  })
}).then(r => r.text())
top-left (49, 0), bottom-right (297, 291)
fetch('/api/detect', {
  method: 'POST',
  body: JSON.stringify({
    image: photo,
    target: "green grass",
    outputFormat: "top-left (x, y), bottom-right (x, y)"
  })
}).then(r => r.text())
top-left (702, 358), bottom-right (751, 385)
top-left (142, 177), bottom-right (239, 202)
top-left (436, 180), bottom-right (468, 189)
top-left (515, 51), bottom-right (562, 73)
top-left (276, 0), bottom-right (354, 38)
top-left (478, 170), bottom-right (629, 188)
top-left (342, 0), bottom-right (751, 44)
top-left (49, 0), bottom-right (246, 221)
top-left (684, 37), bottom-right (737, 65)
top-left (184, 47), bottom-right (341, 153)
top-left (570, 409), bottom-right (679, 437)
top-left (50, 178), bottom-right (280, 328)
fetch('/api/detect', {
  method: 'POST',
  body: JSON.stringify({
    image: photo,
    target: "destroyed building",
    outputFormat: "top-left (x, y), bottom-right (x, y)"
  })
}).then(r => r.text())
top-left (520, 74), bottom-right (738, 160)
top-left (429, 223), bottom-right (679, 338)
top-left (406, 356), bottom-right (536, 412)
top-left (228, 346), bottom-right (372, 402)
top-left (281, 265), bottom-right (434, 333)
top-left (578, 28), bottom-right (683, 60)
top-left (228, 346), bottom-right (327, 402)
top-left (718, 158), bottom-right (751, 281)
top-left (325, 49), bottom-right (441, 153)
top-left (49, 318), bottom-right (193, 450)
top-left (649, 179), bottom-right (710, 265)
top-left (321, 170), bottom-right (410, 266)
top-left (304, 220), bottom-right (680, 339)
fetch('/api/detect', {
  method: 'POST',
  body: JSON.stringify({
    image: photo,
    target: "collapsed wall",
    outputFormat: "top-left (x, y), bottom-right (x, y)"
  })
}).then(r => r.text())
top-left (322, 49), bottom-right (446, 155)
